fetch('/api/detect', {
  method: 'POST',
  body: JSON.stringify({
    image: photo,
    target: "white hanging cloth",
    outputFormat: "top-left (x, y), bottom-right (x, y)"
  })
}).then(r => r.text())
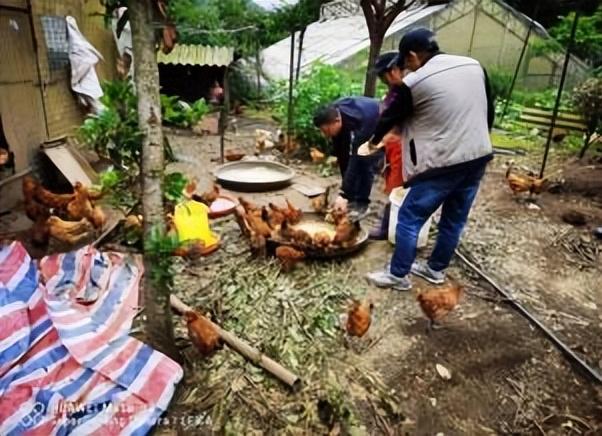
top-left (66, 15), bottom-right (104, 113)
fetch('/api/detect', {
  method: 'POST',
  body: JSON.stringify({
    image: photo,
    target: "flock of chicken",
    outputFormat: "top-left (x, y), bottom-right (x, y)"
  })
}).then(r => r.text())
top-left (22, 176), bottom-right (105, 247)
top-left (234, 195), bottom-right (361, 271)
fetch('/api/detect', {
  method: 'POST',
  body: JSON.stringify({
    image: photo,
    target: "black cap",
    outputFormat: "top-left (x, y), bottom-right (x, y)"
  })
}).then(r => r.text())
top-left (397, 28), bottom-right (439, 66)
top-left (373, 51), bottom-right (399, 76)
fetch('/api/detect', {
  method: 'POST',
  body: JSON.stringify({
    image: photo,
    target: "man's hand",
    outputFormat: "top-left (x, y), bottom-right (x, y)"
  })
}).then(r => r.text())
top-left (333, 195), bottom-right (348, 212)
top-left (357, 141), bottom-right (384, 156)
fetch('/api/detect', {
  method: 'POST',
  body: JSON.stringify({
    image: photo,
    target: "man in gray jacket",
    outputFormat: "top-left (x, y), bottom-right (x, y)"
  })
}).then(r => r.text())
top-left (365, 28), bottom-right (494, 291)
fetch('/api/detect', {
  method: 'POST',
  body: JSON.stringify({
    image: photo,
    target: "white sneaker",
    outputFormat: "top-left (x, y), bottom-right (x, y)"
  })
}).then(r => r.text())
top-left (411, 261), bottom-right (445, 285)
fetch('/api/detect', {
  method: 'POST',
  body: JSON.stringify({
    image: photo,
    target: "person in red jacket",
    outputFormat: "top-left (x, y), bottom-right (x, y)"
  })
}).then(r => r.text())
top-left (369, 52), bottom-right (406, 239)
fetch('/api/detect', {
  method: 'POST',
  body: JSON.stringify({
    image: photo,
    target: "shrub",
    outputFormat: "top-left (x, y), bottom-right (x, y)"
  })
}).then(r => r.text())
top-left (80, 80), bottom-right (208, 168)
top-left (572, 76), bottom-right (602, 157)
top-left (161, 94), bottom-right (209, 128)
top-left (272, 64), bottom-right (363, 151)
top-left (487, 68), bottom-right (513, 103)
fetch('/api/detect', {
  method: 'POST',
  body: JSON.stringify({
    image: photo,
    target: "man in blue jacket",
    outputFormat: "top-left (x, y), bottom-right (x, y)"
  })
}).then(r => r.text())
top-left (313, 96), bottom-right (382, 219)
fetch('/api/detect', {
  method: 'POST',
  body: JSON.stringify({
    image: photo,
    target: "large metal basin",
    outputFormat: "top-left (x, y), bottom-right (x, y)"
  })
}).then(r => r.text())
top-left (214, 160), bottom-right (295, 192)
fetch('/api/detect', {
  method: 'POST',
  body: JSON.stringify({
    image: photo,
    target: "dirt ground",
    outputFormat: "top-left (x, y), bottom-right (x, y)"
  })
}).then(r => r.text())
top-left (155, 117), bottom-right (602, 436)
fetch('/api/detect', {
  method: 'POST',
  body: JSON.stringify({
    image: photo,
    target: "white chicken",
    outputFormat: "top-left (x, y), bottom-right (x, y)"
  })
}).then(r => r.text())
top-left (255, 129), bottom-right (275, 154)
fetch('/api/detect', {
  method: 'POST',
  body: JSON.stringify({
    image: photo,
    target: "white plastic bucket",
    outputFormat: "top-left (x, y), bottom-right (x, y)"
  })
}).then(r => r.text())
top-left (388, 187), bottom-right (436, 248)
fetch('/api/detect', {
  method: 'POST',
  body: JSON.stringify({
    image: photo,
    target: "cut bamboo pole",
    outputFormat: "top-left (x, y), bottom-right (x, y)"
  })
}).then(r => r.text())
top-left (170, 294), bottom-right (302, 391)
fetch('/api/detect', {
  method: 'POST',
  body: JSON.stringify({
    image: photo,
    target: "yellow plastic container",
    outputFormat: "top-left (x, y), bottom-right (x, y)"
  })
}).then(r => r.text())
top-left (173, 200), bottom-right (219, 246)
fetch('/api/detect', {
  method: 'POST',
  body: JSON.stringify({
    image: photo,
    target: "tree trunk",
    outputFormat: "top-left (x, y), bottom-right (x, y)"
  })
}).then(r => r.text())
top-left (296, 26), bottom-right (306, 83)
top-left (363, 31), bottom-right (384, 97)
top-left (129, 0), bottom-right (179, 362)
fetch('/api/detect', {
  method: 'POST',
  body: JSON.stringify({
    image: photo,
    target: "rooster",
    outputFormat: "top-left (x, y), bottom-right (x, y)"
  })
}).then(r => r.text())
top-left (184, 310), bottom-right (222, 356)
top-left (416, 280), bottom-right (464, 332)
top-left (275, 245), bottom-right (305, 272)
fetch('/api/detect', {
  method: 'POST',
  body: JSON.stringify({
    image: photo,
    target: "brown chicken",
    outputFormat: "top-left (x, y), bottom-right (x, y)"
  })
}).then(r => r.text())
top-left (529, 176), bottom-right (548, 195)
top-left (197, 184), bottom-right (220, 205)
top-left (173, 241), bottom-right (207, 260)
top-left (23, 176), bottom-right (75, 209)
top-left (184, 310), bottom-right (222, 356)
top-left (333, 217), bottom-right (361, 248)
top-left (47, 216), bottom-right (95, 245)
top-left (245, 211), bottom-right (272, 238)
top-left (225, 151), bottom-right (245, 162)
top-left (280, 220), bottom-right (313, 246)
top-left (345, 300), bottom-right (373, 338)
top-left (67, 182), bottom-right (94, 219)
top-left (310, 147), bottom-right (326, 164)
top-left (275, 245), bottom-right (305, 272)
top-left (90, 206), bottom-right (106, 229)
top-left (249, 231), bottom-right (267, 257)
top-left (312, 231), bottom-right (332, 248)
top-left (65, 183), bottom-right (105, 229)
top-left (416, 281), bottom-right (464, 331)
top-left (311, 187), bottom-right (331, 215)
top-left (22, 176), bottom-right (38, 200)
top-left (266, 203), bottom-right (287, 228)
top-left (24, 198), bottom-right (50, 222)
top-left (284, 199), bottom-right (303, 224)
top-left (239, 197), bottom-right (261, 217)
top-left (505, 163), bottom-right (548, 197)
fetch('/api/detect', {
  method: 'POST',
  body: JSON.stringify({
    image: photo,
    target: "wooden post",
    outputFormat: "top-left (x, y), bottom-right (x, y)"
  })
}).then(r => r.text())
top-left (219, 66), bottom-right (230, 165)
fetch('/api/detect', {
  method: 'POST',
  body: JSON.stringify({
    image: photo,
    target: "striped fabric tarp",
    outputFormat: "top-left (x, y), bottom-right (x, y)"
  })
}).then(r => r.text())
top-left (0, 242), bottom-right (183, 435)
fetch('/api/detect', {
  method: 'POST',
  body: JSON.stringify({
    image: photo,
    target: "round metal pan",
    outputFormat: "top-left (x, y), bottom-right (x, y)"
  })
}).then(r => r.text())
top-left (268, 213), bottom-right (369, 259)
top-left (214, 160), bottom-right (295, 192)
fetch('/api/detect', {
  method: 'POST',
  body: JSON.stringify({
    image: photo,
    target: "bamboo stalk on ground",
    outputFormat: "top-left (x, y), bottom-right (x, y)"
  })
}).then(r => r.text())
top-left (170, 294), bottom-right (302, 391)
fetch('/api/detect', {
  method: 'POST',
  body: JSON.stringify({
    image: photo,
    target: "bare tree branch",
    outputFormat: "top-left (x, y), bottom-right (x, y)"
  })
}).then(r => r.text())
top-left (384, 0), bottom-right (417, 29)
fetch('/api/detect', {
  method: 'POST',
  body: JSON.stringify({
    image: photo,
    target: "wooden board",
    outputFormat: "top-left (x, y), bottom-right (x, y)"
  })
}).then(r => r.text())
top-left (42, 143), bottom-right (98, 186)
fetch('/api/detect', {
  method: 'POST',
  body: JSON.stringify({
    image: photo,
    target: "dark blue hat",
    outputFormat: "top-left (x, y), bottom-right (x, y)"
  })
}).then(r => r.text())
top-left (373, 51), bottom-right (400, 75)
top-left (398, 28), bottom-right (438, 66)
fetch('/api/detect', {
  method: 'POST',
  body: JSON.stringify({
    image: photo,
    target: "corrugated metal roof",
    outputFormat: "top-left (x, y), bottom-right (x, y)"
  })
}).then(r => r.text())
top-left (252, 0), bottom-right (298, 11)
top-left (157, 44), bottom-right (234, 66)
top-left (260, 4), bottom-right (446, 80)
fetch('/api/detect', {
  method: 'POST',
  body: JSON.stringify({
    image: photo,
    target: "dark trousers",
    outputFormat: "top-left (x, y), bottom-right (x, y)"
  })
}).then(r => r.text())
top-left (390, 161), bottom-right (487, 277)
top-left (335, 143), bottom-right (381, 206)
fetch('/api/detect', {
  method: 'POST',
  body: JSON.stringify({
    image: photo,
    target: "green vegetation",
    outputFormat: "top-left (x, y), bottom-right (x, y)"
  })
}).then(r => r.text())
top-left (272, 64), bottom-right (363, 151)
top-left (161, 94), bottom-right (210, 128)
top-left (80, 80), bottom-right (209, 169)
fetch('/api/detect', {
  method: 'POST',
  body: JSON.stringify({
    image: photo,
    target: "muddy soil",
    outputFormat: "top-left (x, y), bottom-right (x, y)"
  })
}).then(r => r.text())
top-left (162, 121), bottom-right (602, 435)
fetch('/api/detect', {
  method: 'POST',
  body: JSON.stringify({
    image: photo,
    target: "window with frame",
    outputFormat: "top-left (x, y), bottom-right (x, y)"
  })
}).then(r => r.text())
top-left (40, 16), bottom-right (69, 72)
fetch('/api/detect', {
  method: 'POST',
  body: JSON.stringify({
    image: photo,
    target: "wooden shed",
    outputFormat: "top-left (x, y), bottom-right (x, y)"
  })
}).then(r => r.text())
top-left (0, 0), bottom-right (116, 207)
